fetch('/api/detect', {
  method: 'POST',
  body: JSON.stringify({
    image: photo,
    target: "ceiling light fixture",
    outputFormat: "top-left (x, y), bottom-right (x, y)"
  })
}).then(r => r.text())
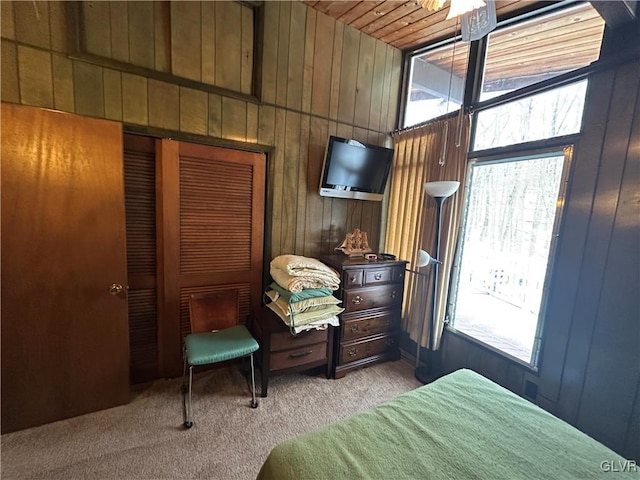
top-left (446, 0), bottom-right (486, 19)
top-left (418, 0), bottom-right (488, 20)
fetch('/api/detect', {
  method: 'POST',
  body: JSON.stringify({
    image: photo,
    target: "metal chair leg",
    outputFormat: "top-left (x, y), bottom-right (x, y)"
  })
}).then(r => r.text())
top-left (181, 346), bottom-right (193, 429)
top-left (250, 353), bottom-right (258, 409)
top-left (182, 365), bottom-right (193, 428)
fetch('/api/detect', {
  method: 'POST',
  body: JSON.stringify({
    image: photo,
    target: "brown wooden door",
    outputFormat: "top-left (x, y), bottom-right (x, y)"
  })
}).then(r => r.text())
top-left (157, 140), bottom-right (266, 377)
top-left (1, 104), bottom-right (129, 433)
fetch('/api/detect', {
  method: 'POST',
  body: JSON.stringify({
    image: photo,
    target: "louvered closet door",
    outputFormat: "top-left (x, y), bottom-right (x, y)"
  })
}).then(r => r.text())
top-left (157, 140), bottom-right (266, 377)
top-left (123, 135), bottom-right (158, 384)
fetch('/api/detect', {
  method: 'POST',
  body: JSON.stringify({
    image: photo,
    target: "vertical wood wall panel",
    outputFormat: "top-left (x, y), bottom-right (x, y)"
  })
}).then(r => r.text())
top-left (73, 61), bottom-right (104, 117)
top-left (49, 1), bottom-right (68, 53)
top-left (153, 2), bottom-right (170, 72)
top-left (215, 1), bottom-right (242, 92)
top-left (305, 117), bottom-right (329, 258)
top-left (286, 2), bottom-right (306, 111)
top-left (201, 2), bottom-right (215, 86)
top-left (311, 12), bottom-right (334, 117)
top-left (52, 54), bottom-right (75, 113)
top-left (261, 2), bottom-right (279, 104)
top-left (1, 40), bottom-right (20, 103)
top-left (1, 1), bottom-right (15, 40)
top-left (103, 69), bottom-right (122, 121)
top-left (82, 1), bottom-right (111, 58)
top-left (14, 1), bottom-right (49, 49)
top-left (17, 46), bottom-right (53, 108)
top-left (148, 80), bottom-right (179, 131)
top-left (281, 110), bottom-right (301, 254)
top-left (354, 34), bottom-right (375, 128)
top-left (241, 5), bottom-right (254, 95)
top-left (295, 115), bottom-right (311, 254)
top-left (276, 2), bottom-right (291, 107)
top-left (109, 2), bottom-right (129, 64)
top-left (129, 2), bottom-right (155, 70)
top-left (179, 87), bottom-right (208, 135)
top-left (171, 2), bottom-right (201, 82)
top-left (270, 108), bottom-right (287, 258)
top-left (208, 93), bottom-right (223, 137)
top-left (573, 63), bottom-right (640, 452)
top-left (556, 66), bottom-right (631, 424)
top-left (338, 26), bottom-right (360, 124)
top-left (221, 97), bottom-right (247, 141)
top-left (539, 69), bottom-right (616, 404)
top-left (329, 21), bottom-right (344, 120)
top-left (122, 73), bottom-right (148, 125)
top-left (301, 9), bottom-right (316, 113)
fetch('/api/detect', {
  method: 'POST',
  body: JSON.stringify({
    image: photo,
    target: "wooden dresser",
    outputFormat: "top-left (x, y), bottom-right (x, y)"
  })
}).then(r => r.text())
top-left (250, 306), bottom-right (333, 397)
top-left (321, 254), bottom-right (407, 378)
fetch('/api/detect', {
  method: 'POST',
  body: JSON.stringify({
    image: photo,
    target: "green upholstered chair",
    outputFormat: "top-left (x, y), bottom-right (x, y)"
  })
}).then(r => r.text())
top-left (181, 289), bottom-right (259, 429)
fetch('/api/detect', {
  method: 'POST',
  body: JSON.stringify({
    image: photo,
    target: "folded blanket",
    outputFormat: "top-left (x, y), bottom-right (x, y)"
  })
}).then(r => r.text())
top-left (270, 255), bottom-right (340, 292)
top-left (269, 282), bottom-right (334, 304)
top-left (271, 254), bottom-right (339, 279)
top-left (271, 268), bottom-right (340, 293)
top-left (265, 290), bottom-right (341, 315)
top-left (266, 300), bottom-right (344, 327)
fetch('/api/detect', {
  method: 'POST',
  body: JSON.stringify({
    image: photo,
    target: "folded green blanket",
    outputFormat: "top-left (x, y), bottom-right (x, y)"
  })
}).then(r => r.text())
top-left (269, 282), bottom-right (333, 303)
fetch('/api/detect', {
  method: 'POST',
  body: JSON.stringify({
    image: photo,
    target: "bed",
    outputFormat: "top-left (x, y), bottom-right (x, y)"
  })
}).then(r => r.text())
top-left (257, 369), bottom-right (637, 479)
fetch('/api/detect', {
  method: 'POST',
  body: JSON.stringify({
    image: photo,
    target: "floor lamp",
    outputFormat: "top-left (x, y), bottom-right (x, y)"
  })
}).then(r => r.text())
top-left (407, 249), bottom-right (439, 378)
top-left (415, 181), bottom-right (460, 384)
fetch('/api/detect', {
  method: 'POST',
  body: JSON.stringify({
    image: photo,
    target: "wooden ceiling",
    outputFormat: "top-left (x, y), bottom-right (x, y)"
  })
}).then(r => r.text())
top-left (302, 1), bottom-right (568, 51)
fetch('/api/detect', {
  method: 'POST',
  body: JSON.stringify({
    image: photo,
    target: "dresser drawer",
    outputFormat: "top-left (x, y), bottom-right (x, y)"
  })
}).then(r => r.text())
top-left (345, 269), bottom-right (363, 287)
top-left (270, 342), bottom-right (327, 371)
top-left (363, 267), bottom-right (393, 285)
top-left (342, 312), bottom-right (400, 341)
top-left (344, 284), bottom-right (402, 312)
top-left (270, 328), bottom-right (328, 352)
top-left (340, 335), bottom-right (397, 364)
top-left (393, 267), bottom-right (406, 283)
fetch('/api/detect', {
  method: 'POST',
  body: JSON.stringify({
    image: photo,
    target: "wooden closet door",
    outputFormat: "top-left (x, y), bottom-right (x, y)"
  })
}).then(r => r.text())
top-left (1, 104), bottom-right (129, 433)
top-left (157, 140), bottom-right (266, 376)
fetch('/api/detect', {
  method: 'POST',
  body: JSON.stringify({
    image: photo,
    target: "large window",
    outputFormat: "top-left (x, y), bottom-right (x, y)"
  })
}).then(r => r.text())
top-left (401, 2), bottom-right (605, 366)
top-left (450, 151), bottom-right (570, 364)
top-left (404, 41), bottom-right (470, 128)
top-left (480, 3), bottom-right (604, 101)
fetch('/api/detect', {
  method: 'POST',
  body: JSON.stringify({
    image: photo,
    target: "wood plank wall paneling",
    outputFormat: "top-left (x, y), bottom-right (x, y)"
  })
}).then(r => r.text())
top-left (3, 2), bottom-right (402, 260)
top-left (3, 0), bottom-right (402, 374)
top-left (439, 52), bottom-right (640, 460)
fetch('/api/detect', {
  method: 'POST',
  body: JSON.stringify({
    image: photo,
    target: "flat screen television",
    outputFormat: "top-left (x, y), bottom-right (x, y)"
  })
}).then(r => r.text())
top-left (318, 136), bottom-right (394, 202)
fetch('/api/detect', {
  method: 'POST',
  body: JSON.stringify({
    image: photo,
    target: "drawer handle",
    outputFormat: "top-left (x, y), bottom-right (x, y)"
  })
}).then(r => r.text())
top-left (352, 295), bottom-right (363, 305)
top-left (374, 273), bottom-right (382, 280)
top-left (391, 291), bottom-right (398, 300)
top-left (348, 347), bottom-right (358, 357)
top-left (350, 325), bottom-right (360, 333)
top-left (350, 276), bottom-right (358, 283)
top-left (289, 350), bottom-right (313, 358)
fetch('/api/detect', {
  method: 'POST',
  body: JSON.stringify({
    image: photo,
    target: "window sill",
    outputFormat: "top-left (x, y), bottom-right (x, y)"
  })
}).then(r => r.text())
top-left (445, 325), bottom-right (539, 373)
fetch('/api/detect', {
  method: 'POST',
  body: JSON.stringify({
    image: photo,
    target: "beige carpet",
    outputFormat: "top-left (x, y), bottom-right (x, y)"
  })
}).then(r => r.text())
top-left (1, 359), bottom-right (420, 479)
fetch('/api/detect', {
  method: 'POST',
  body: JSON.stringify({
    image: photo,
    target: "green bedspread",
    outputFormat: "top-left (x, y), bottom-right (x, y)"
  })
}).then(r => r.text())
top-left (257, 369), bottom-right (637, 480)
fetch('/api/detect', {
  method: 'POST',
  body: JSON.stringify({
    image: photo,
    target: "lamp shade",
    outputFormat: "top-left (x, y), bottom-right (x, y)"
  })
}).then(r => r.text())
top-left (416, 249), bottom-right (438, 267)
top-left (446, 0), bottom-right (486, 19)
top-left (423, 181), bottom-right (460, 198)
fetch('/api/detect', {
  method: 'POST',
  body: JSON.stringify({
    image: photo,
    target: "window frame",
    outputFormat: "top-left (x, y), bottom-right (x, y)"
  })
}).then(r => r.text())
top-left (398, 0), bottom-right (608, 132)
top-left (447, 141), bottom-right (576, 370)
top-left (396, 0), bottom-right (610, 368)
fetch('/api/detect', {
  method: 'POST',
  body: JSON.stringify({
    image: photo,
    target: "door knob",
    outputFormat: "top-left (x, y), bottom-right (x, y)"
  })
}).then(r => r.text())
top-left (109, 283), bottom-right (124, 295)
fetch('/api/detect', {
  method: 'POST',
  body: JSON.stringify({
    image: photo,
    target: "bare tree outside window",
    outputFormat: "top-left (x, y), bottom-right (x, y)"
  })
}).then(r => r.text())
top-left (451, 155), bottom-right (565, 363)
